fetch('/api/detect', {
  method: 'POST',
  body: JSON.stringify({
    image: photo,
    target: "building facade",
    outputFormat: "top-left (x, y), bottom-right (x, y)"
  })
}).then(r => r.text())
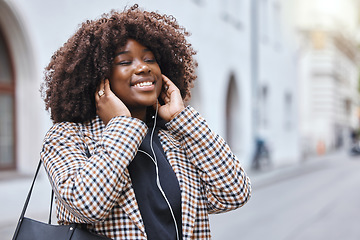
top-left (295, 0), bottom-right (360, 156)
top-left (254, 0), bottom-right (300, 166)
top-left (0, 0), bottom-right (301, 174)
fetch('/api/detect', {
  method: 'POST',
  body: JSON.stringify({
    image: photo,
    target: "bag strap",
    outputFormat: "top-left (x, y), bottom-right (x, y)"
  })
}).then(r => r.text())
top-left (49, 189), bottom-right (54, 224)
top-left (20, 159), bottom-right (43, 219)
top-left (14, 128), bottom-right (89, 239)
top-left (12, 159), bottom-right (43, 239)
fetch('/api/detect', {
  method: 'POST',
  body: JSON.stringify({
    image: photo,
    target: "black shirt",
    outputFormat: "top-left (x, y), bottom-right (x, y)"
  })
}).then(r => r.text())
top-left (128, 124), bottom-right (183, 240)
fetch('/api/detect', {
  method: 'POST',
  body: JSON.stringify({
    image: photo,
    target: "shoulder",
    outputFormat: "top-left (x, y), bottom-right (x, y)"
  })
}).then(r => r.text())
top-left (44, 116), bottom-right (104, 141)
top-left (45, 121), bottom-right (79, 138)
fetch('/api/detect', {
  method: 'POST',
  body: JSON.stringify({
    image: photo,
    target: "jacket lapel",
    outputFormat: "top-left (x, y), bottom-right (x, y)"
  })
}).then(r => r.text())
top-left (83, 118), bottom-right (198, 237)
top-left (159, 130), bottom-right (199, 238)
top-left (117, 169), bottom-right (146, 234)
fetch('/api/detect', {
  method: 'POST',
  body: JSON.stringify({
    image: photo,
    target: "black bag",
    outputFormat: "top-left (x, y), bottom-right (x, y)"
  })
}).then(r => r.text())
top-left (12, 160), bottom-right (112, 240)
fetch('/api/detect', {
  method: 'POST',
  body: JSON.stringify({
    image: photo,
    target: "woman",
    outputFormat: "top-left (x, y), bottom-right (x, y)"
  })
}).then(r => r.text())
top-left (40, 4), bottom-right (251, 240)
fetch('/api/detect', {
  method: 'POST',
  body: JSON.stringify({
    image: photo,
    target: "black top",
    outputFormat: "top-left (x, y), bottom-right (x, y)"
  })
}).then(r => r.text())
top-left (128, 123), bottom-right (183, 240)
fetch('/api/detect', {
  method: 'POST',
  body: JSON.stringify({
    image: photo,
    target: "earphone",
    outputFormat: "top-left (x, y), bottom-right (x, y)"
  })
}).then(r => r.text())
top-left (137, 100), bottom-right (180, 240)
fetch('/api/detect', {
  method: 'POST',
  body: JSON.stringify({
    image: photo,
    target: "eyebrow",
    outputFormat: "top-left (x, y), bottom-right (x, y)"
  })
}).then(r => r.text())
top-left (115, 49), bottom-right (152, 57)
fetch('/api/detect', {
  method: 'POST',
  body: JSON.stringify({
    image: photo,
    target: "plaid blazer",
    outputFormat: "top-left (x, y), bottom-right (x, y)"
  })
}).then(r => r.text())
top-left (41, 106), bottom-right (251, 239)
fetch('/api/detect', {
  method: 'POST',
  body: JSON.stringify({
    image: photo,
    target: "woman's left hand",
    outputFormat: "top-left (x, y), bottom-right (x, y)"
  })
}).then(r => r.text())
top-left (154, 75), bottom-right (185, 122)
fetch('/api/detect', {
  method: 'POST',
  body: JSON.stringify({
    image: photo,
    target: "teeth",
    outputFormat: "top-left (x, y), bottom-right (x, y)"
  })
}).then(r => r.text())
top-left (134, 82), bottom-right (153, 88)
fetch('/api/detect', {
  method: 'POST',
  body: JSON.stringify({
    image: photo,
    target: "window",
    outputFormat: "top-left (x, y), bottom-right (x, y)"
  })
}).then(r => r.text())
top-left (284, 92), bottom-right (292, 129)
top-left (221, 0), bottom-right (243, 30)
top-left (192, 0), bottom-right (205, 6)
top-left (272, 1), bottom-right (282, 49)
top-left (0, 28), bottom-right (15, 170)
top-left (259, 85), bottom-right (269, 128)
top-left (259, 0), bottom-right (269, 43)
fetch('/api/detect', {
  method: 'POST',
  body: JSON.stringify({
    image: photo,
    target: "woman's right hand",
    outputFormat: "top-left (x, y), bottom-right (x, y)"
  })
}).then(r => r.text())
top-left (95, 79), bottom-right (131, 125)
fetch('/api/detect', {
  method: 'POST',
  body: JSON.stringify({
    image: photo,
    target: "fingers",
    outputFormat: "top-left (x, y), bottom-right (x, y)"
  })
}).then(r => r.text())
top-left (95, 79), bottom-right (110, 102)
top-left (160, 91), bottom-right (170, 103)
top-left (104, 79), bottom-right (111, 94)
top-left (162, 75), bottom-right (176, 96)
top-left (98, 79), bottom-right (105, 92)
top-left (95, 79), bottom-right (104, 98)
top-left (161, 74), bottom-right (183, 104)
top-left (162, 74), bottom-right (173, 90)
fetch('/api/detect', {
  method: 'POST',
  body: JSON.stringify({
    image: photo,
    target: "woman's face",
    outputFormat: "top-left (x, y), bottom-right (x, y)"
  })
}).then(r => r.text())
top-left (110, 39), bottom-right (162, 112)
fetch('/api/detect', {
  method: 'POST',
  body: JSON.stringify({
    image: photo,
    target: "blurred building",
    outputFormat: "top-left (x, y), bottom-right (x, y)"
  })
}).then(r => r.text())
top-left (253, 0), bottom-right (300, 166)
top-left (295, 0), bottom-right (360, 156)
top-left (0, 0), bottom-right (304, 175)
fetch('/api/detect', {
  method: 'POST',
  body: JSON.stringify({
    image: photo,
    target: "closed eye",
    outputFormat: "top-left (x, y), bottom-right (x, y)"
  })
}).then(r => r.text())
top-left (116, 61), bottom-right (132, 65)
top-left (144, 58), bottom-right (157, 63)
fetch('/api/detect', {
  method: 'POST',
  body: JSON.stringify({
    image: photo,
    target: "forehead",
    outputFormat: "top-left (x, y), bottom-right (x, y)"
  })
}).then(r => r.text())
top-left (116, 39), bottom-right (150, 53)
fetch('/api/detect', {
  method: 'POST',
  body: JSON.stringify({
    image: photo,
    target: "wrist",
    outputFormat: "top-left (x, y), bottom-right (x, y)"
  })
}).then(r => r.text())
top-left (165, 106), bottom-right (199, 140)
top-left (170, 106), bottom-right (185, 121)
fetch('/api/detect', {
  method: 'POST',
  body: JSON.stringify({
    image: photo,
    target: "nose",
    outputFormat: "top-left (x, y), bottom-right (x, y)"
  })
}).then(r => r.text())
top-left (135, 61), bottom-right (151, 74)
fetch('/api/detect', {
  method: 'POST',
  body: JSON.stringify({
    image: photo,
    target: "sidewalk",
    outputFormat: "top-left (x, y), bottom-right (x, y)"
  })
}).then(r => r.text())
top-left (0, 150), bottom-right (350, 239)
top-left (248, 149), bottom-right (349, 189)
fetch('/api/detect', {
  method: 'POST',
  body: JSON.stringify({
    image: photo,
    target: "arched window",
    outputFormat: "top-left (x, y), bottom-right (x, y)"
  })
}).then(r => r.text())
top-left (226, 74), bottom-right (241, 153)
top-left (0, 28), bottom-right (15, 170)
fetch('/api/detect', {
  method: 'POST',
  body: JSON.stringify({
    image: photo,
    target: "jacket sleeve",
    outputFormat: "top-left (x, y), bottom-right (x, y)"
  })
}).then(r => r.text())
top-left (165, 106), bottom-right (251, 214)
top-left (40, 116), bottom-right (147, 223)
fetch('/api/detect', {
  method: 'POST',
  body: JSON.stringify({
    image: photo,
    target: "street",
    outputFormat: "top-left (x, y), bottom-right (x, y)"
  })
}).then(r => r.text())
top-left (1, 151), bottom-right (360, 239)
top-left (210, 152), bottom-right (360, 240)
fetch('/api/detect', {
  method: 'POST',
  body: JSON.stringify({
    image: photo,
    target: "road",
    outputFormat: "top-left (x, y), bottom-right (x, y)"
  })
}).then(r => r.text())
top-left (209, 152), bottom-right (360, 240)
top-left (2, 151), bottom-right (359, 239)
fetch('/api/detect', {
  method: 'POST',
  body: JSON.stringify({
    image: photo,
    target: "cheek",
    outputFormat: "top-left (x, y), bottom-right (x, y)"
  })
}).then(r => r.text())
top-left (110, 68), bottom-right (130, 86)
top-left (111, 86), bottom-right (126, 101)
top-left (111, 70), bottom-right (126, 82)
top-left (151, 66), bottom-right (162, 91)
top-left (154, 72), bottom-right (163, 94)
top-left (156, 82), bottom-right (163, 96)
top-left (109, 78), bottom-right (129, 101)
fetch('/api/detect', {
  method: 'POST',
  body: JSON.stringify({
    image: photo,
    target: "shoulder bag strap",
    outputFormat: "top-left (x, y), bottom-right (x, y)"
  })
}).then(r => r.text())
top-left (49, 189), bottom-right (54, 224)
top-left (12, 159), bottom-right (43, 239)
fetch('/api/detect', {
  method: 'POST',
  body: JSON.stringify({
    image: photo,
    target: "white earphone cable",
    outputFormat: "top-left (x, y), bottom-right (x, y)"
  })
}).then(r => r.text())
top-left (137, 101), bottom-right (180, 240)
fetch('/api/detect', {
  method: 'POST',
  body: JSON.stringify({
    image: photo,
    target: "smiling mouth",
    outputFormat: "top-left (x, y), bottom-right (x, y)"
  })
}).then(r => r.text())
top-left (133, 81), bottom-right (154, 88)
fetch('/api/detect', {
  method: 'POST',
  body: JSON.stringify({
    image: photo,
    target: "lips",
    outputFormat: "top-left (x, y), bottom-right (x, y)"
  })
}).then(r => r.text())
top-left (131, 77), bottom-right (156, 90)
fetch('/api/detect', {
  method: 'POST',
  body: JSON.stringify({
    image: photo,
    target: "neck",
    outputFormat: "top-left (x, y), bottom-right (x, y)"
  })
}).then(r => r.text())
top-left (130, 107), bottom-right (147, 122)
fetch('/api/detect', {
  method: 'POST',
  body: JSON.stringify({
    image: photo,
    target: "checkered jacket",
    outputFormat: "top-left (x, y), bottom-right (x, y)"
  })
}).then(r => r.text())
top-left (41, 106), bottom-right (251, 239)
